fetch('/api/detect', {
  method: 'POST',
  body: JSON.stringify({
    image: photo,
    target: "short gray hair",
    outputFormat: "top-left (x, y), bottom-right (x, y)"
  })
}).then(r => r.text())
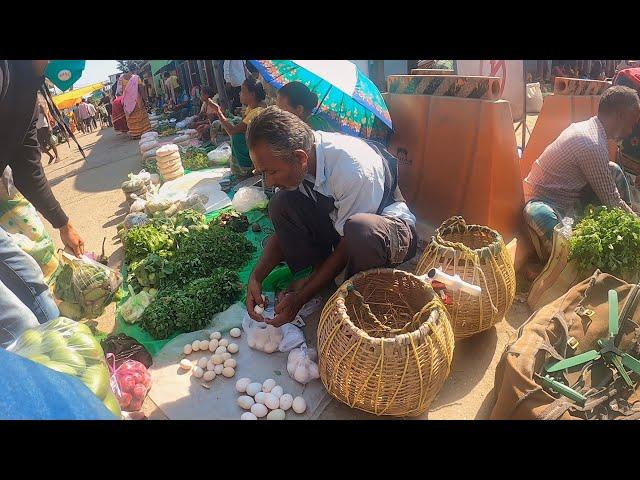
top-left (246, 106), bottom-right (314, 161)
top-left (599, 85), bottom-right (640, 116)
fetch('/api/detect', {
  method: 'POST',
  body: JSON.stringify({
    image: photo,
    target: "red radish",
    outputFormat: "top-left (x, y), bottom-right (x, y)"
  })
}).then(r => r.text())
top-left (128, 398), bottom-right (143, 411)
top-left (142, 372), bottom-right (152, 388)
top-left (132, 372), bottom-right (144, 384)
top-left (133, 383), bottom-right (147, 400)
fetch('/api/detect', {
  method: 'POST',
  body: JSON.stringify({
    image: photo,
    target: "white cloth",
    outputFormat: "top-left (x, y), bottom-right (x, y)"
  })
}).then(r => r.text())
top-left (36, 111), bottom-right (49, 129)
top-left (300, 131), bottom-right (416, 236)
top-left (223, 60), bottom-right (247, 87)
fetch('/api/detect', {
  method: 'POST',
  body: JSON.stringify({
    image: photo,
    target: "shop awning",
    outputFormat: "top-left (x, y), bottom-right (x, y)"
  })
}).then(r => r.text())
top-left (52, 82), bottom-right (105, 110)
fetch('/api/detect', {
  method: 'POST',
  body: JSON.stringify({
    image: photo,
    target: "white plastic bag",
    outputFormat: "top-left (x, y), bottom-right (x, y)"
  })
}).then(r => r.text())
top-left (232, 186), bottom-right (268, 213)
top-left (287, 344), bottom-right (319, 385)
top-left (129, 194), bottom-right (147, 213)
top-left (279, 323), bottom-right (305, 352)
top-left (207, 142), bottom-right (231, 166)
top-left (526, 82), bottom-right (543, 113)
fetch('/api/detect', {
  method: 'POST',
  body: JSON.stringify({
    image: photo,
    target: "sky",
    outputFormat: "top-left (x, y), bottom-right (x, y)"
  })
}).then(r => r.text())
top-left (75, 60), bottom-right (120, 88)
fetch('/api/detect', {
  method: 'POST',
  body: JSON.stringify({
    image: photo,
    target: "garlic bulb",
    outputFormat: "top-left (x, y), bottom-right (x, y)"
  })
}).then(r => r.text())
top-left (251, 403), bottom-right (268, 418)
top-left (199, 340), bottom-right (210, 351)
top-left (210, 331), bottom-right (222, 340)
top-left (236, 378), bottom-right (251, 393)
top-left (264, 393), bottom-right (279, 410)
top-left (183, 344), bottom-right (192, 355)
top-left (227, 343), bottom-right (239, 354)
top-left (224, 358), bottom-right (237, 368)
top-left (214, 364), bottom-right (224, 375)
top-left (292, 396), bottom-right (306, 414)
top-left (193, 366), bottom-right (204, 378)
top-left (237, 395), bottom-right (255, 410)
top-left (241, 412), bottom-right (257, 420)
top-left (191, 340), bottom-right (200, 352)
top-left (271, 386), bottom-right (283, 399)
top-left (254, 392), bottom-right (266, 405)
top-left (279, 394), bottom-right (293, 411)
top-left (212, 354), bottom-right (224, 365)
top-left (219, 339), bottom-right (229, 348)
top-left (246, 382), bottom-right (262, 397)
top-left (197, 357), bottom-right (208, 369)
top-left (230, 328), bottom-right (241, 338)
top-left (203, 371), bottom-right (216, 382)
top-left (262, 379), bottom-right (276, 393)
top-left (267, 409), bottom-right (286, 420)
top-left (222, 367), bottom-right (235, 378)
top-left (179, 359), bottom-right (192, 371)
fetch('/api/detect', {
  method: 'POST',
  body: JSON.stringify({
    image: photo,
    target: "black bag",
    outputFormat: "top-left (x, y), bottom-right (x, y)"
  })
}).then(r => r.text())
top-left (101, 334), bottom-right (152, 369)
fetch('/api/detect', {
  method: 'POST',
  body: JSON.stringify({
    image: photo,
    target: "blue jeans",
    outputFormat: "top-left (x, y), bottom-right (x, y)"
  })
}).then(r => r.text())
top-left (0, 227), bottom-right (59, 349)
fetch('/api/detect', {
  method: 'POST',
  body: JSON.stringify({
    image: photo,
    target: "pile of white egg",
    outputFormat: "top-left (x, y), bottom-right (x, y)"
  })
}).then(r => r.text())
top-left (178, 328), bottom-right (243, 382)
top-left (235, 377), bottom-right (306, 420)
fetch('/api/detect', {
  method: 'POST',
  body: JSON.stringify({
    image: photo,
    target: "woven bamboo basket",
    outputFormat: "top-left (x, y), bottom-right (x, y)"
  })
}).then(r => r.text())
top-left (416, 216), bottom-right (516, 339)
top-left (318, 268), bottom-right (455, 417)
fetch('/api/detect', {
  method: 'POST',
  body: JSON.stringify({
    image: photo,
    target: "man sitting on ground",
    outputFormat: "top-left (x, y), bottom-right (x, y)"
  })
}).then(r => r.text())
top-left (244, 107), bottom-right (418, 326)
top-left (523, 85), bottom-right (640, 269)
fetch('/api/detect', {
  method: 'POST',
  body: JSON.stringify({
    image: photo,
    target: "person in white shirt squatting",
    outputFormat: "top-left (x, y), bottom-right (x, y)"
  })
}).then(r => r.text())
top-left (245, 106), bottom-right (418, 327)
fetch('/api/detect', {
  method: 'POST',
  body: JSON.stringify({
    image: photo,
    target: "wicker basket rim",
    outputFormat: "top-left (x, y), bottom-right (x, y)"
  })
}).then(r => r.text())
top-left (335, 268), bottom-right (445, 343)
top-left (433, 222), bottom-right (504, 258)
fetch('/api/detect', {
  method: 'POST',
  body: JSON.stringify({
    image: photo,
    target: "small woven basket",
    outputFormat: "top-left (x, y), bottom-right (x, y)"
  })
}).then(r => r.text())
top-left (416, 216), bottom-right (516, 338)
top-left (318, 268), bottom-right (455, 417)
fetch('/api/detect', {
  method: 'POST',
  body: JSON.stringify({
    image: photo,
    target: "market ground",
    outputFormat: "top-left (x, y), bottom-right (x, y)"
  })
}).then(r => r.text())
top-left (42, 117), bottom-right (538, 420)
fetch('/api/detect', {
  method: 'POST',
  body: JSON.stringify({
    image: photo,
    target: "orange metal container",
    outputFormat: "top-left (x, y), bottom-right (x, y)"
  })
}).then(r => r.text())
top-left (385, 92), bottom-right (524, 242)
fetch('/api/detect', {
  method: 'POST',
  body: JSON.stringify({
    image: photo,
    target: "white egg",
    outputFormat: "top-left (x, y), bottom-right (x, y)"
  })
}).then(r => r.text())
top-left (254, 392), bottom-right (266, 405)
top-left (246, 382), bottom-right (262, 397)
top-left (212, 354), bottom-right (224, 365)
top-left (267, 409), bottom-right (286, 420)
top-left (191, 340), bottom-right (200, 352)
top-left (292, 396), bottom-right (307, 414)
top-left (251, 403), bottom-right (268, 418)
top-left (209, 332), bottom-right (218, 340)
top-left (241, 412), bottom-right (257, 420)
top-left (199, 340), bottom-right (210, 351)
top-left (227, 343), bottom-right (239, 354)
top-left (254, 305), bottom-right (265, 315)
top-left (219, 339), bottom-right (229, 347)
top-left (211, 331), bottom-right (222, 340)
top-left (235, 378), bottom-right (251, 393)
top-left (222, 352), bottom-right (232, 361)
top-left (222, 367), bottom-right (235, 378)
top-left (270, 386), bottom-right (283, 399)
top-left (193, 366), bottom-right (204, 378)
top-left (183, 344), bottom-right (192, 355)
top-left (262, 379), bottom-right (276, 393)
top-left (279, 394), bottom-right (293, 411)
top-left (214, 364), bottom-right (224, 375)
top-left (208, 340), bottom-right (219, 352)
top-left (294, 365), bottom-right (310, 384)
top-left (230, 328), bottom-right (241, 338)
top-left (198, 356), bottom-right (209, 368)
top-left (206, 361), bottom-right (216, 371)
top-left (248, 338), bottom-right (257, 349)
top-left (203, 371), bottom-right (216, 382)
top-left (224, 358), bottom-right (237, 368)
top-left (237, 395), bottom-right (255, 410)
top-left (179, 359), bottom-right (192, 371)
top-left (215, 346), bottom-right (227, 355)
top-left (264, 393), bottom-right (280, 410)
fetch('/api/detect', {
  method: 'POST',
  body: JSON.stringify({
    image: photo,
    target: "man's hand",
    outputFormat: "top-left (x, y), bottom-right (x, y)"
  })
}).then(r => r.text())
top-left (269, 292), bottom-right (303, 327)
top-left (246, 276), bottom-right (267, 322)
top-left (59, 222), bottom-right (85, 257)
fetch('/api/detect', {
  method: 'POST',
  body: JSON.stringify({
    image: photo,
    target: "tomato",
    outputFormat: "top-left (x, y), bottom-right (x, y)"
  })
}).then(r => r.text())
top-left (119, 374), bottom-right (136, 393)
top-left (128, 398), bottom-right (143, 412)
top-left (132, 383), bottom-right (147, 400)
top-left (142, 371), bottom-right (152, 388)
top-left (132, 372), bottom-right (144, 385)
top-left (118, 391), bottom-right (132, 409)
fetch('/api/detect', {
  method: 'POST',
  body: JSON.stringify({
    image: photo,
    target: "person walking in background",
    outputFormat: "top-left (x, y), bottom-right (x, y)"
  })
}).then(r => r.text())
top-left (35, 92), bottom-right (59, 164)
top-left (100, 93), bottom-right (113, 126)
top-left (88, 101), bottom-right (98, 130)
top-left (121, 65), bottom-right (151, 139)
top-left (224, 60), bottom-right (247, 111)
top-left (163, 71), bottom-right (177, 105)
top-left (72, 102), bottom-right (84, 134)
top-left (77, 98), bottom-right (93, 133)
